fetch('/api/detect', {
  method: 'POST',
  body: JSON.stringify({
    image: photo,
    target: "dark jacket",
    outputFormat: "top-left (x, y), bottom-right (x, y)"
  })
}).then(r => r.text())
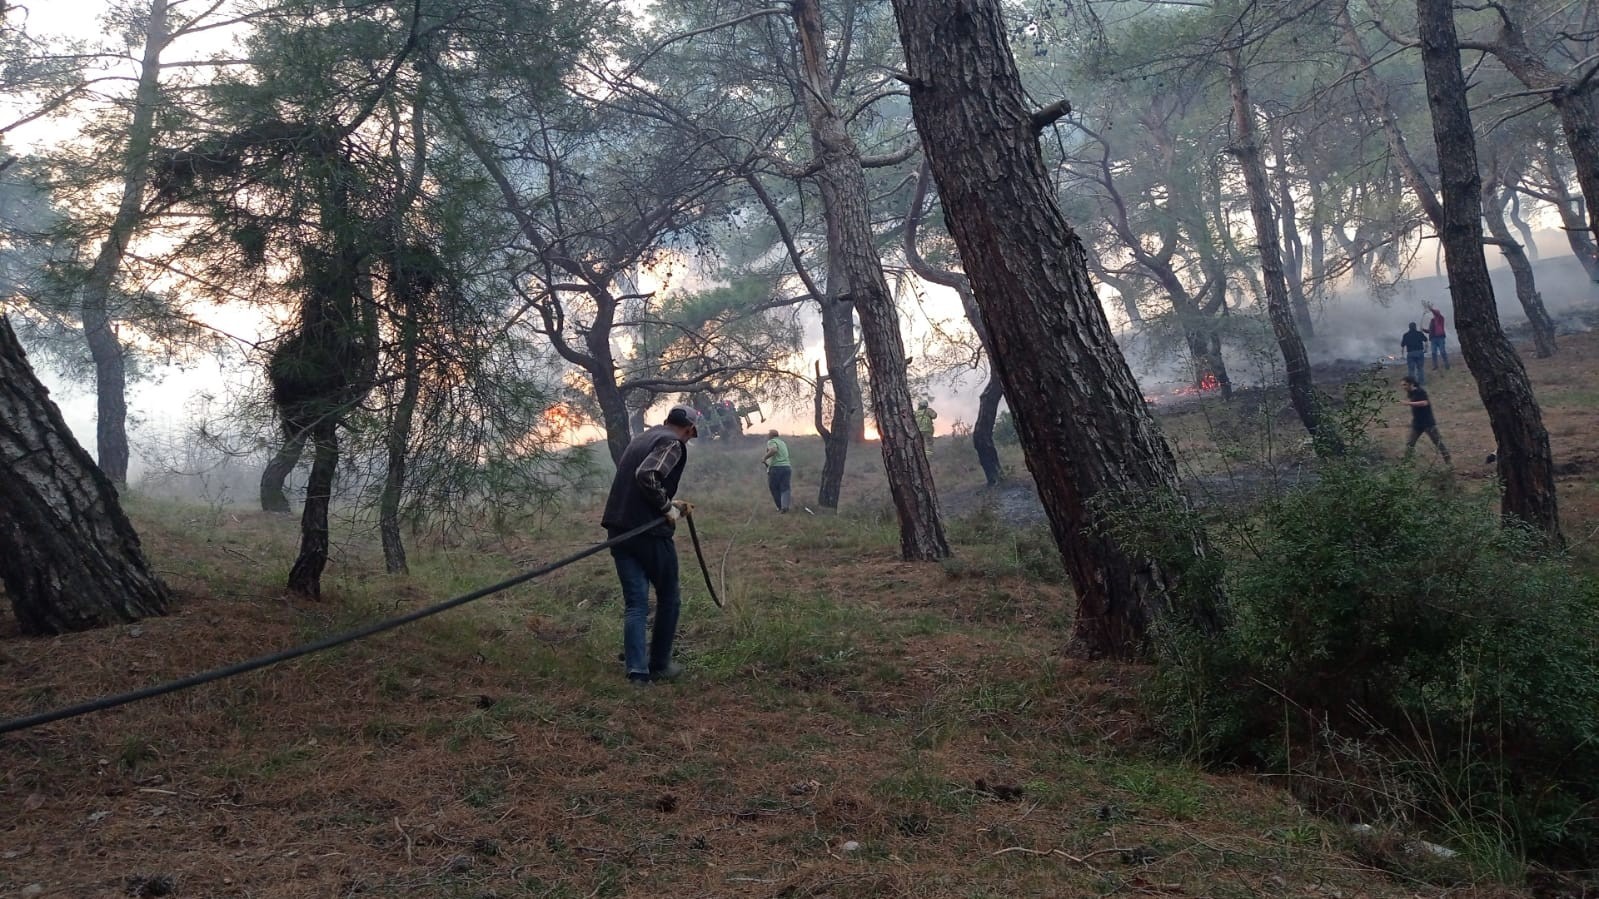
top-left (602, 426), bottom-right (687, 538)
top-left (1408, 387), bottom-right (1436, 430)
top-left (1401, 329), bottom-right (1427, 353)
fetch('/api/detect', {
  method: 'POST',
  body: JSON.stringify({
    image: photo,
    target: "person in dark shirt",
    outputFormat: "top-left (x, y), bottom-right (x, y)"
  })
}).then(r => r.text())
top-left (1400, 322), bottom-right (1428, 386)
top-left (1399, 376), bottom-right (1451, 464)
top-left (600, 404), bottom-right (698, 684)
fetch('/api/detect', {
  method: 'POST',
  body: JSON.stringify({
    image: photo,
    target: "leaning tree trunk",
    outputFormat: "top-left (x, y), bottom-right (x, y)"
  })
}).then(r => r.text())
top-left (1416, 0), bottom-right (1562, 541)
top-left (905, 161), bottom-right (1007, 484)
top-left (793, 0), bottom-right (948, 560)
top-left (1505, 190), bottom-right (1538, 259)
top-left (1559, 197), bottom-right (1599, 283)
top-left (816, 230), bottom-right (862, 510)
top-left (974, 373), bottom-right (1003, 486)
top-left (892, 0), bottom-right (1223, 656)
top-left (0, 315), bottom-right (170, 634)
top-left (286, 420), bottom-right (339, 597)
top-left (380, 320), bottom-right (421, 574)
top-left (78, 0), bottom-right (170, 484)
top-left (260, 428), bottom-right (306, 512)
top-left (1483, 183), bottom-right (1557, 357)
top-left (1227, 51), bottom-right (1339, 455)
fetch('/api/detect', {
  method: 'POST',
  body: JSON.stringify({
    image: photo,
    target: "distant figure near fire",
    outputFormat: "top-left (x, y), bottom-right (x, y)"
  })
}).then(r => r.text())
top-left (915, 399), bottom-right (937, 459)
top-left (1400, 322), bottom-right (1429, 387)
top-left (1400, 376), bottom-right (1451, 464)
top-left (1424, 305), bottom-right (1450, 371)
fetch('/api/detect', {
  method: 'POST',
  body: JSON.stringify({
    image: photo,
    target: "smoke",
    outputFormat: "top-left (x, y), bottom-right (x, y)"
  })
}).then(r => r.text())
top-left (1307, 231), bottom-right (1598, 365)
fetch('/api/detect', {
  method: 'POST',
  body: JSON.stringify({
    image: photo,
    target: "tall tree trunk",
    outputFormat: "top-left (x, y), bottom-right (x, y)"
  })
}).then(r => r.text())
top-left (592, 365), bottom-right (632, 465)
top-left (792, 0), bottom-right (948, 561)
top-left (1270, 121), bottom-right (1314, 337)
top-left (0, 315), bottom-right (170, 634)
top-left (260, 428), bottom-right (306, 512)
top-left (974, 373), bottom-right (1003, 486)
top-left (1416, 0), bottom-right (1562, 541)
top-left (1227, 51), bottom-right (1338, 454)
top-left (380, 324), bottom-right (421, 573)
top-left (1505, 189), bottom-right (1538, 259)
top-left (816, 228), bottom-right (862, 508)
top-left (286, 420), bottom-right (339, 597)
top-left (905, 161), bottom-right (1006, 483)
top-left (814, 361), bottom-right (846, 509)
top-left (78, 0), bottom-right (170, 483)
top-left (892, 0), bottom-right (1223, 656)
top-left (1483, 182), bottom-right (1557, 357)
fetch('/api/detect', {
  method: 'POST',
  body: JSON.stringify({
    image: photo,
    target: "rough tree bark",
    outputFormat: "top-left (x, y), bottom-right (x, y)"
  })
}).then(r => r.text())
top-left (816, 219), bottom-right (864, 508)
top-left (1482, 177), bottom-right (1557, 357)
top-left (905, 162), bottom-right (1003, 485)
top-left (792, 0), bottom-right (948, 560)
top-left (79, 0), bottom-right (170, 483)
top-left (892, 0), bottom-right (1223, 656)
top-left (286, 420), bottom-right (339, 597)
top-left (1226, 50), bottom-right (1338, 454)
top-left (0, 315), bottom-right (170, 634)
top-left (1416, 0), bottom-right (1562, 540)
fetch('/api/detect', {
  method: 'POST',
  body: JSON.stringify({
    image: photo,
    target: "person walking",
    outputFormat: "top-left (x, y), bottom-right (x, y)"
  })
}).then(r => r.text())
top-left (761, 429), bottom-right (792, 513)
top-left (915, 399), bottom-right (937, 459)
top-left (1425, 305), bottom-right (1450, 371)
top-left (600, 404), bottom-right (698, 684)
top-left (1399, 376), bottom-right (1451, 464)
top-left (1400, 322), bottom-right (1429, 386)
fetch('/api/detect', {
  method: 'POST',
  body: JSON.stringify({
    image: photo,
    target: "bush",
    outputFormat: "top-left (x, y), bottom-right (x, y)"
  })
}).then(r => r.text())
top-left (1130, 462), bottom-right (1599, 868)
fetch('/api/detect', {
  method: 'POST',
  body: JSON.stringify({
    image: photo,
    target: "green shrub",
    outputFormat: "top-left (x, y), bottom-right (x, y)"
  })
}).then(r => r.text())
top-left (1128, 462), bottom-right (1599, 867)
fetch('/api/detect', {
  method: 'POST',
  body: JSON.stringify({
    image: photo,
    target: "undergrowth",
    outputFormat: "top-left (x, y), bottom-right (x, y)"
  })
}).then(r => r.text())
top-left (1108, 450), bottom-right (1599, 877)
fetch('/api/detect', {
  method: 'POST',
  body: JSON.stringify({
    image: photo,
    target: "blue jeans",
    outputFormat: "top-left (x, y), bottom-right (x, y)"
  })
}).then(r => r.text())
top-left (1406, 351), bottom-right (1426, 386)
top-left (610, 535), bottom-right (680, 677)
top-left (1430, 336), bottom-right (1449, 369)
top-left (767, 465), bottom-right (792, 511)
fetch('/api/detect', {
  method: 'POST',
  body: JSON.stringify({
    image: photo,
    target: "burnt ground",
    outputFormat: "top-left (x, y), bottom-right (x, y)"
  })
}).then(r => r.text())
top-left (942, 323), bottom-right (1599, 530)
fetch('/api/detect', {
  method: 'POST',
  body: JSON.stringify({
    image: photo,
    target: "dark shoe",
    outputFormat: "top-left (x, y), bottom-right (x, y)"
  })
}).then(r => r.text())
top-left (649, 662), bottom-right (684, 682)
top-left (628, 673), bottom-right (651, 686)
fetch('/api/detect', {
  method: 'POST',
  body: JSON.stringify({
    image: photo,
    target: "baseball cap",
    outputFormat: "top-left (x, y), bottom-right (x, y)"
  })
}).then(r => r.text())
top-left (664, 404), bottom-right (699, 436)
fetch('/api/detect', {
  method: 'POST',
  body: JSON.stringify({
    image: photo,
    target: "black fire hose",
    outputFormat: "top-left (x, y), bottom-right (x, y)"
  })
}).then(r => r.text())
top-left (0, 516), bottom-right (674, 737)
top-left (683, 508), bottom-right (723, 608)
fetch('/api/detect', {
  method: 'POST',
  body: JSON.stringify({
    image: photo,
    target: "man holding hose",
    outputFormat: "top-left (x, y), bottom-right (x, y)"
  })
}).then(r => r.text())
top-left (601, 404), bottom-right (698, 684)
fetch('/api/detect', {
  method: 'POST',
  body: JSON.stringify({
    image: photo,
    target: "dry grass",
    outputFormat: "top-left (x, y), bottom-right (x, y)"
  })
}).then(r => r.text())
top-left (9, 333), bottom-right (1599, 897)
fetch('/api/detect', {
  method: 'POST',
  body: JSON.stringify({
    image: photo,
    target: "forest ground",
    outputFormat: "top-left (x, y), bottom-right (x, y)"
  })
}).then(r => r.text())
top-left (4, 332), bottom-right (1598, 898)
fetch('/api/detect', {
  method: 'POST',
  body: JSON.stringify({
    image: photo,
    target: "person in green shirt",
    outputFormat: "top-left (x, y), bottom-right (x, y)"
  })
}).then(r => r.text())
top-left (914, 399), bottom-right (937, 458)
top-left (761, 429), bottom-right (792, 513)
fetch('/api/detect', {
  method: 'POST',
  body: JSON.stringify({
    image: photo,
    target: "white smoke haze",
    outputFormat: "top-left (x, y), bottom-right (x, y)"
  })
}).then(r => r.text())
top-left (910, 227), bottom-right (1597, 432)
top-left (22, 227), bottom-right (1599, 470)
